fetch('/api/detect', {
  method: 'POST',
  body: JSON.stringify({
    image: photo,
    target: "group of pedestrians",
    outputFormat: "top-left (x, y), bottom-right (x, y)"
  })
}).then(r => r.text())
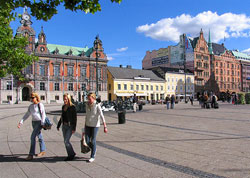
top-left (197, 92), bottom-right (218, 109)
top-left (165, 94), bottom-right (175, 109)
top-left (17, 92), bottom-right (107, 163)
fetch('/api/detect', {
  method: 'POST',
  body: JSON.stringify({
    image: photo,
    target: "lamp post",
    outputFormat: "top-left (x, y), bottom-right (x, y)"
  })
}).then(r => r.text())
top-left (183, 34), bottom-right (187, 103)
top-left (94, 35), bottom-right (101, 97)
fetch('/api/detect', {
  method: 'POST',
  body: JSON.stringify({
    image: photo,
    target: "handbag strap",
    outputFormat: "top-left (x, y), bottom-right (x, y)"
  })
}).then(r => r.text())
top-left (37, 103), bottom-right (42, 119)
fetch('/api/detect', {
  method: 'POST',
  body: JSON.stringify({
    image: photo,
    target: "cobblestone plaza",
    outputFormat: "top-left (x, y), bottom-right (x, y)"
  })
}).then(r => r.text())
top-left (1, 101), bottom-right (250, 178)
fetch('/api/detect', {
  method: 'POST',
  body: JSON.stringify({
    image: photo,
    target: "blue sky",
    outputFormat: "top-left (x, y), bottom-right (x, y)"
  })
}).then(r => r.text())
top-left (11, 0), bottom-right (250, 69)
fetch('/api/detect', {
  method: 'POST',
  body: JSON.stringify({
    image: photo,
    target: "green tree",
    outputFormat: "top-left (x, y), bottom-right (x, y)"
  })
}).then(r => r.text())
top-left (0, 0), bottom-right (122, 78)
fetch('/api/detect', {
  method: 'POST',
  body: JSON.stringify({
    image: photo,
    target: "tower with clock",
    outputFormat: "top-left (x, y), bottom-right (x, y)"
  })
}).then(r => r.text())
top-left (16, 7), bottom-right (35, 52)
top-left (36, 26), bottom-right (49, 54)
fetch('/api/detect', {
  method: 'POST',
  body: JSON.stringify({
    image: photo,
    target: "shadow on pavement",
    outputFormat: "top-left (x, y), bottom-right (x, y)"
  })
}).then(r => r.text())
top-left (0, 154), bottom-right (89, 163)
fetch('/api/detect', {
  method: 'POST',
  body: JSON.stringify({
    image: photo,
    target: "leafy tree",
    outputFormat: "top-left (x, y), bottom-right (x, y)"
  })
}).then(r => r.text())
top-left (0, 0), bottom-right (122, 78)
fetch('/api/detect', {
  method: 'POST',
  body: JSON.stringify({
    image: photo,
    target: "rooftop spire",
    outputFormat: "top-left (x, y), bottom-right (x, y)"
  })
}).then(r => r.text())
top-left (208, 29), bottom-right (213, 54)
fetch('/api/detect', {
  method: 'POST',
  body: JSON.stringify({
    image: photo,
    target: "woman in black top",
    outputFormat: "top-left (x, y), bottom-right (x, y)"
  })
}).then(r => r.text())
top-left (57, 93), bottom-right (77, 161)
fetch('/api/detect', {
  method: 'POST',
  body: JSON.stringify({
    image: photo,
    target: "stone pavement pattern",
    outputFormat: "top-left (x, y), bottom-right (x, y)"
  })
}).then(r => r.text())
top-left (1, 102), bottom-right (250, 178)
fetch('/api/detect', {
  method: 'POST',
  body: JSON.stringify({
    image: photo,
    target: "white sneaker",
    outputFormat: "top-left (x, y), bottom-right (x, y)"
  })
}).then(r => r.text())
top-left (88, 158), bottom-right (95, 163)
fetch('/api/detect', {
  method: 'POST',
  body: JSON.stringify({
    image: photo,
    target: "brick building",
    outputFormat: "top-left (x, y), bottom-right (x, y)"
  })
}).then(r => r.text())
top-left (0, 8), bottom-right (108, 104)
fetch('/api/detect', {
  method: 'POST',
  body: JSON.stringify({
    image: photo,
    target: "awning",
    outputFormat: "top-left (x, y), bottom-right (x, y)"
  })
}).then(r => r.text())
top-left (115, 93), bottom-right (147, 97)
top-left (135, 93), bottom-right (147, 96)
top-left (116, 93), bottom-right (133, 97)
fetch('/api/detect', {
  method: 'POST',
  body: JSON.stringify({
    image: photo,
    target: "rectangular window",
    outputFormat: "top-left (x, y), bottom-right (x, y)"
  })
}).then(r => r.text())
top-left (204, 56), bottom-right (208, 60)
top-left (82, 83), bottom-right (86, 91)
top-left (151, 85), bottom-right (153, 90)
top-left (55, 96), bottom-right (59, 100)
top-left (146, 85), bottom-right (149, 90)
top-left (98, 68), bottom-right (101, 78)
top-left (108, 84), bottom-right (111, 90)
top-left (40, 95), bottom-right (45, 100)
top-left (136, 85), bottom-right (139, 90)
top-left (68, 83), bottom-right (73, 91)
top-left (161, 86), bottom-right (163, 91)
top-left (40, 82), bottom-right (45, 91)
top-left (7, 95), bottom-right (12, 101)
top-left (196, 54), bottom-right (201, 59)
top-left (118, 84), bottom-right (121, 90)
top-left (6, 81), bottom-right (12, 90)
top-left (141, 85), bottom-right (144, 90)
top-left (68, 66), bottom-right (73, 76)
top-left (54, 65), bottom-right (60, 76)
top-left (156, 86), bottom-right (158, 91)
top-left (24, 65), bottom-right (32, 74)
top-left (98, 84), bottom-right (101, 91)
top-left (124, 84), bottom-right (127, 90)
top-left (81, 67), bottom-right (86, 77)
top-left (40, 65), bottom-right (45, 76)
top-left (130, 84), bottom-right (133, 90)
top-left (54, 83), bottom-right (60, 91)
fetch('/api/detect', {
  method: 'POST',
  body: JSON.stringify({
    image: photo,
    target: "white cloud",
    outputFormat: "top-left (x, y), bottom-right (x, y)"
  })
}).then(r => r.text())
top-left (242, 48), bottom-right (250, 54)
top-left (107, 55), bottom-right (114, 60)
top-left (117, 47), bottom-right (128, 52)
top-left (136, 11), bottom-right (250, 43)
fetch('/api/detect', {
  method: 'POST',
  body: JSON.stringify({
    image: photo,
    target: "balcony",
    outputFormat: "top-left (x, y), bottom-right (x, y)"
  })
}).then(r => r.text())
top-left (195, 75), bottom-right (204, 80)
top-left (195, 66), bottom-right (204, 71)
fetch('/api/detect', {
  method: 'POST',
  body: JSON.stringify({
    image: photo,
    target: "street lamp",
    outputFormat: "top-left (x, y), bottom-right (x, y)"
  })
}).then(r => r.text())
top-left (183, 34), bottom-right (187, 103)
top-left (94, 35), bottom-right (101, 97)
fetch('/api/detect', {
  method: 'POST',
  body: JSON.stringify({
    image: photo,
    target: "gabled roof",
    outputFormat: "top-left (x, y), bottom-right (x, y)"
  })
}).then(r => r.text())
top-left (212, 43), bottom-right (226, 55)
top-left (108, 66), bottom-right (164, 81)
top-left (47, 44), bottom-right (93, 57)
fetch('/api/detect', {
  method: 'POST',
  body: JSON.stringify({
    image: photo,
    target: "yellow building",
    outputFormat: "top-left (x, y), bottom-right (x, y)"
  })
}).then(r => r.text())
top-left (107, 66), bottom-right (165, 101)
top-left (152, 67), bottom-right (195, 98)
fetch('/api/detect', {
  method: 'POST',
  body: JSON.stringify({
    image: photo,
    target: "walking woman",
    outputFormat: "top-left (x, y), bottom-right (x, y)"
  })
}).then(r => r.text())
top-left (82, 93), bottom-right (108, 163)
top-left (17, 92), bottom-right (46, 161)
top-left (57, 93), bottom-right (77, 161)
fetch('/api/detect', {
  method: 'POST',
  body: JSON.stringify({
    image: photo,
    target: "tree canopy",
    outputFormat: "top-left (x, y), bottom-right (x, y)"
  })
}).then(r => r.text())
top-left (0, 0), bottom-right (122, 78)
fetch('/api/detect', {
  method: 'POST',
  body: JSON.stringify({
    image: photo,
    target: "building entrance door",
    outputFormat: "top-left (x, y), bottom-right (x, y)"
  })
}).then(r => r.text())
top-left (22, 87), bottom-right (29, 101)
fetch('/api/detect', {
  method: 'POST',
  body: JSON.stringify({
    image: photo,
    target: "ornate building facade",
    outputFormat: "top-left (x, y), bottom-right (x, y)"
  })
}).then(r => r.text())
top-left (0, 8), bottom-right (108, 104)
top-left (141, 29), bottom-right (247, 96)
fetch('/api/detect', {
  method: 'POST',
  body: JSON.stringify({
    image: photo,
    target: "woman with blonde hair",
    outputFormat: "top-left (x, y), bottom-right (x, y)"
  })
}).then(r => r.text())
top-left (82, 92), bottom-right (108, 163)
top-left (17, 92), bottom-right (46, 161)
top-left (57, 93), bottom-right (77, 161)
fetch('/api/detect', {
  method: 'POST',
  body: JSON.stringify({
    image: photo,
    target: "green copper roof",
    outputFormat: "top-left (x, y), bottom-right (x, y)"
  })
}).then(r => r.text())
top-left (232, 50), bottom-right (250, 60)
top-left (47, 44), bottom-right (93, 57)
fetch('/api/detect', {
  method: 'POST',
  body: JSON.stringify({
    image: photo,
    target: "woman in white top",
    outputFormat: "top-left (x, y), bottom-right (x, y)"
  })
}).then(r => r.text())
top-left (17, 92), bottom-right (46, 161)
top-left (82, 92), bottom-right (107, 163)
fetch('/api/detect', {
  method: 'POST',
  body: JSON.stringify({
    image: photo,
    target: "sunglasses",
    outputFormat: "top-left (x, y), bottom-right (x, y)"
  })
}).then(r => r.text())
top-left (30, 97), bottom-right (35, 99)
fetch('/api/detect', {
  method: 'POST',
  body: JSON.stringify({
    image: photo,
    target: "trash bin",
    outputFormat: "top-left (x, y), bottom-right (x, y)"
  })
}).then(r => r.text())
top-left (139, 104), bottom-right (143, 111)
top-left (118, 110), bottom-right (126, 124)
